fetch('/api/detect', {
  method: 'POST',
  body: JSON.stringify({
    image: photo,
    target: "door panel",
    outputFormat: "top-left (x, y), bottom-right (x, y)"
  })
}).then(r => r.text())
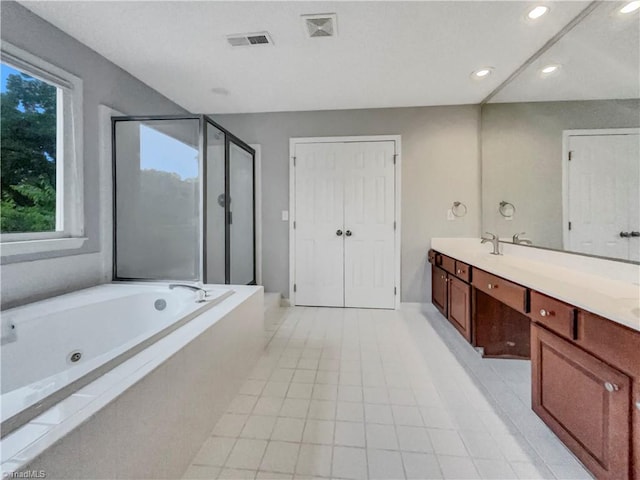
top-left (532, 324), bottom-right (631, 479)
top-left (294, 143), bottom-right (345, 306)
top-left (343, 142), bottom-right (396, 308)
top-left (448, 276), bottom-right (471, 342)
top-left (229, 142), bottom-right (255, 285)
top-left (432, 266), bottom-right (448, 317)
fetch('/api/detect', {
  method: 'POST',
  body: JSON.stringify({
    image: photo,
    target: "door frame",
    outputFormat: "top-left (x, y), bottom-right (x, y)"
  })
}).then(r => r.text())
top-left (289, 135), bottom-right (402, 309)
top-left (251, 144), bottom-right (263, 286)
top-left (562, 128), bottom-right (640, 250)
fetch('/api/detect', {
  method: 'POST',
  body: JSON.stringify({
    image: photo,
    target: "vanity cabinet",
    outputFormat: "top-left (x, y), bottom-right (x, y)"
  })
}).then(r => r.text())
top-left (428, 246), bottom-right (640, 479)
top-left (532, 323), bottom-right (633, 479)
top-left (429, 249), bottom-right (529, 357)
top-left (531, 307), bottom-right (640, 480)
top-left (428, 250), bottom-right (472, 341)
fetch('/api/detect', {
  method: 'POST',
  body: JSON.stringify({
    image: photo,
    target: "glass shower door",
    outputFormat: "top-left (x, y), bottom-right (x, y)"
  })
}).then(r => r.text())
top-left (113, 115), bottom-right (256, 285)
top-left (205, 121), bottom-right (226, 284)
top-left (229, 141), bottom-right (255, 285)
top-left (114, 118), bottom-right (201, 280)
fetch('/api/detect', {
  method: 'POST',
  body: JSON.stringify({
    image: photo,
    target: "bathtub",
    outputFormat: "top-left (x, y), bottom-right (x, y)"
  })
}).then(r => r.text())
top-left (1, 283), bottom-right (264, 478)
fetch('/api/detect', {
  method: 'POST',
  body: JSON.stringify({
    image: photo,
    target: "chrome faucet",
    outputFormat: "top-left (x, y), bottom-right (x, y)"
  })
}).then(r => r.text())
top-left (512, 232), bottom-right (533, 245)
top-left (169, 283), bottom-right (208, 302)
top-left (481, 232), bottom-right (501, 255)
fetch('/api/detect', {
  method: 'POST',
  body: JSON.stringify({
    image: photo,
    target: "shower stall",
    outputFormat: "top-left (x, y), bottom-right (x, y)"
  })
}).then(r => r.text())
top-left (112, 115), bottom-right (256, 285)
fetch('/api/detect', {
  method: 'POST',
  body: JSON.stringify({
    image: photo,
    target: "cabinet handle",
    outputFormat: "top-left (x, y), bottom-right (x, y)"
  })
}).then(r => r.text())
top-left (636, 401), bottom-right (640, 411)
top-left (457, 269), bottom-right (462, 274)
top-left (539, 309), bottom-right (555, 317)
top-left (487, 283), bottom-right (498, 289)
top-left (604, 382), bottom-right (619, 393)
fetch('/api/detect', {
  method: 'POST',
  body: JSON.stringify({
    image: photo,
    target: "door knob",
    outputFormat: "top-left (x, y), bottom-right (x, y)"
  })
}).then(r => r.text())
top-left (336, 229), bottom-right (343, 236)
top-left (604, 382), bottom-right (619, 392)
top-left (345, 230), bottom-right (352, 237)
top-left (620, 231), bottom-right (631, 238)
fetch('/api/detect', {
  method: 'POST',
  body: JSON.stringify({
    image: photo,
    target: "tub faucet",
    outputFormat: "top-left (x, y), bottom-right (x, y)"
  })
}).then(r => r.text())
top-left (512, 232), bottom-right (533, 245)
top-left (481, 232), bottom-right (501, 255)
top-left (169, 283), bottom-right (208, 301)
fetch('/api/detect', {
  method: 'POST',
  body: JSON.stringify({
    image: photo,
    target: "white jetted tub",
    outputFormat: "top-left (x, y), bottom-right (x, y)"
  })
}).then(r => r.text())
top-left (0, 283), bottom-right (264, 479)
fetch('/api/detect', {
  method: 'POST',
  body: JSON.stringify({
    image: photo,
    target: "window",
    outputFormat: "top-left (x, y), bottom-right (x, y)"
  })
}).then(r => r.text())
top-left (0, 43), bottom-right (84, 255)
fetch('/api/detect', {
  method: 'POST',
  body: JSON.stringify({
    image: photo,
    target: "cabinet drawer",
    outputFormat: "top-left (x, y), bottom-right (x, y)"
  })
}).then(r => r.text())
top-left (472, 269), bottom-right (528, 314)
top-left (530, 291), bottom-right (577, 341)
top-left (578, 311), bottom-right (640, 377)
top-left (441, 255), bottom-right (456, 275)
top-left (427, 249), bottom-right (436, 265)
top-left (454, 260), bottom-right (471, 283)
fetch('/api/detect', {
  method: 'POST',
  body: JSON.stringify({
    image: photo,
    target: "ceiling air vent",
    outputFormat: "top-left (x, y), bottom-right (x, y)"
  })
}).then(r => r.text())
top-left (302, 13), bottom-right (337, 38)
top-left (227, 32), bottom-right (274, 47)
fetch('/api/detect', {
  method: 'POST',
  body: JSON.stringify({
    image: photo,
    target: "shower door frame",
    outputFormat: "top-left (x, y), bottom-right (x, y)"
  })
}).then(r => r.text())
top-left (111, 114), bottom-right (256, 285)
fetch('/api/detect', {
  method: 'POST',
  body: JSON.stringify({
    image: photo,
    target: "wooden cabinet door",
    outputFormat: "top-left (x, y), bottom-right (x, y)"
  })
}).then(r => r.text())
top-left (432, 265), bottom-right (448, 317)
top-left (634, 381), bottom-right (640, 480)
top-left (448, 275), bottom-right (471, 342)
top-left (532, 324), bottom-right (631, 480)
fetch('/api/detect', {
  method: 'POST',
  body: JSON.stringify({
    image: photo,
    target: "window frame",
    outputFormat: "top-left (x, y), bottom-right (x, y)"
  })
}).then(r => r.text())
top-left (0, 42), bottom-right (85, 255)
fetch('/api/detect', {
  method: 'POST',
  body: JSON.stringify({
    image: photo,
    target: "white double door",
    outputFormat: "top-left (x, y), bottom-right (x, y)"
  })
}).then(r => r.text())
top-left (567, 130), bottom-right (640, 262)
top-left (294, 141), bottom-right (396, 309)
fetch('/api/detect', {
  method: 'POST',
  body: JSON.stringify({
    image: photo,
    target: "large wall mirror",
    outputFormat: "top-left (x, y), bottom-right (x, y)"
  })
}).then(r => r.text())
top-left (481, 2), bottom-right (640, 263)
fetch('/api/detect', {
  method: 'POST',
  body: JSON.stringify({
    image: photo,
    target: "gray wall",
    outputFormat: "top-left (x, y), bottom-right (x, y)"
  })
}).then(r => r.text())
top-left (1, 2), bottom-right (187, 307)
top-left (482, 99), bottom-right (640, 250)
top-left (213, 105), bottom-right (482, 303)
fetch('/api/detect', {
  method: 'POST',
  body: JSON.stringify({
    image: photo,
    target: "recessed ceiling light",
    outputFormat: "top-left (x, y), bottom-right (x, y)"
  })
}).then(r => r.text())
top-left (527, 6), bottom-right (549, 19)
top-left (472, 67), bottom-right (493, 79)
top-left (541, 64), bottom-right (560, 75)
top-left (620, 1), bottom-right (640, 13)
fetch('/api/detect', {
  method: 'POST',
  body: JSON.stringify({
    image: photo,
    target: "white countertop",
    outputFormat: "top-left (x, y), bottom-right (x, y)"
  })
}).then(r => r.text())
top-left (431, 238), bottom-right (640, 333)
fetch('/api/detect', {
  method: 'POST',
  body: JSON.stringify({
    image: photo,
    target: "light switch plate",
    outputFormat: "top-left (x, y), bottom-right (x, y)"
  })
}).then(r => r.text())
top-left (282, 210), bottom-right (289, 221)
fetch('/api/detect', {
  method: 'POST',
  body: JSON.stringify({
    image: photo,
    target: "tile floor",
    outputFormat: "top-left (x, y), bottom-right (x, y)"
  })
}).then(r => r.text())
top-left (182, 304), bottom-right (593, 479)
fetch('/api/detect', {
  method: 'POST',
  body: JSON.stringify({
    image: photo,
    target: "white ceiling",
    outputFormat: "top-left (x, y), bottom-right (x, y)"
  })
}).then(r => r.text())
top-left (492, 1), bottom-right (640, 103)
top-left (19, 1), bottom-right (617, 114)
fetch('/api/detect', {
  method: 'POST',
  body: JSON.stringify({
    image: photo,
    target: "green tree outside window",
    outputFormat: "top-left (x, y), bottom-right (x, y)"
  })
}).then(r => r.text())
top-left (1, 63), bottom-right (58, 233)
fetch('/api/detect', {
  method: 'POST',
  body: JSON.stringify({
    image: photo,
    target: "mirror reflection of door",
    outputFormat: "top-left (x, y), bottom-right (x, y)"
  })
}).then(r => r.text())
top-left (565, 129), bottom-right (640, 262)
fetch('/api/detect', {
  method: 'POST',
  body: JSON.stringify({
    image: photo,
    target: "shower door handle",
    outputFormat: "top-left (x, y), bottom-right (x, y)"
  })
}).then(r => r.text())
top-left (345, 230), bottom-right (352, 237)
top-left (336, 229), bottom-right (343, 236)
